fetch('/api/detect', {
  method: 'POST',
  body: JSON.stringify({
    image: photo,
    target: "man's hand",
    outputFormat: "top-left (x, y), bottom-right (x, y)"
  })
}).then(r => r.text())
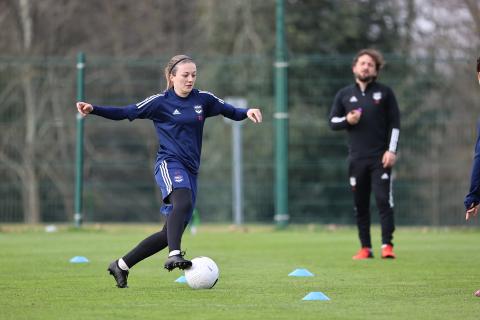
top-left (346, 108), bottom-right (362, 125)
top-left (382, 151), bottom-right (396, 168)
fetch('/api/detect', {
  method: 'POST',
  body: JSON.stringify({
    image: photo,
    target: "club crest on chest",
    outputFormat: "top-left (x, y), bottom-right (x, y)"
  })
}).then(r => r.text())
top-left (194, 105), bottom-right (203, 114)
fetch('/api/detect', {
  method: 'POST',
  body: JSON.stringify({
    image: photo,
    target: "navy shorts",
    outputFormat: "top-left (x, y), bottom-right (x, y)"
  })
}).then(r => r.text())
top-left (154, 159), bottom-right (197, 222)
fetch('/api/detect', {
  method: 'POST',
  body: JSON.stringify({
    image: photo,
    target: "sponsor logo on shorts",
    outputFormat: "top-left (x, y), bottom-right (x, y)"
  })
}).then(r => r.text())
top-left (174, 175), bottom-right (184, 183)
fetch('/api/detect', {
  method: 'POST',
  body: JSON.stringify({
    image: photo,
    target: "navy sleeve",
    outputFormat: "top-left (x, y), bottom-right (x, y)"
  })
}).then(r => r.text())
top-left (465, 124), bottom-right (480, 209)
top-left (91, 104), bottom-right (137, 120)
top-left (91, 94), bottom-right (161, 121)
top-left (203, 91), bottom-right (248, 121)
top-left (329, 90), bottom-right (349, 130)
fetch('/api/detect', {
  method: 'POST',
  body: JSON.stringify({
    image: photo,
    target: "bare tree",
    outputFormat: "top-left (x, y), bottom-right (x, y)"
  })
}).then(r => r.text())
top-left (0, 0), bottom-right (42, 223)
top-left (463, 0), bottom-right (480, 37)
top-left (0, 0), bottom-right (206, 223)
top-left (400, 0), bottom-right (480, 223)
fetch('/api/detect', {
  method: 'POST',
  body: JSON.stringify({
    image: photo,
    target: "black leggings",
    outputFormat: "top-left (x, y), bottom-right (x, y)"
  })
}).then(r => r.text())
top-left (122, 188), bottom-right (192, 268)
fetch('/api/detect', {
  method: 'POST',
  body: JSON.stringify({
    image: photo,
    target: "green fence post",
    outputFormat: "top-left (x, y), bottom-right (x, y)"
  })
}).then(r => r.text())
top-left (274, 0), bottom-right (289, 227)
top-left (74, 52), bottom-right (86, 227)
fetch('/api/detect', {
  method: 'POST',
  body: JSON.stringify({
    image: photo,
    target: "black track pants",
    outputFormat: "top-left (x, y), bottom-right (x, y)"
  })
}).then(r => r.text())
top-left (349, 157), bottom-right (395, 248)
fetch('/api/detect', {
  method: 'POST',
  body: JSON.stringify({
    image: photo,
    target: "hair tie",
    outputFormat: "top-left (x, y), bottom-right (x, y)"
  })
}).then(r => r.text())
top-left (169, 57), bottom-right (191, 74)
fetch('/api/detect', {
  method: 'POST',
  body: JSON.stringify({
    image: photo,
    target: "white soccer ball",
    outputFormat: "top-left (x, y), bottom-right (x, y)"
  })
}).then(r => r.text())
top-left (184, 256), bottom-right (219, 289)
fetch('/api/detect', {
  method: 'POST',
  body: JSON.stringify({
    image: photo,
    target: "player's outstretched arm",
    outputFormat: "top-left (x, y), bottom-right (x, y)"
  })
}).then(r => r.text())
top-left (76, 102), bottom-right (93, 117)
top-left (247, 108), bottom-right (262, 123)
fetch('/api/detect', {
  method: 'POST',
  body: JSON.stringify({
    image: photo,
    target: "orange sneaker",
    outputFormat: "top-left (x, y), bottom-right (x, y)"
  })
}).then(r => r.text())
top-left (381, 244), bottom-right (396, 259)
top-left (352, 247), bottom-right (373, 260)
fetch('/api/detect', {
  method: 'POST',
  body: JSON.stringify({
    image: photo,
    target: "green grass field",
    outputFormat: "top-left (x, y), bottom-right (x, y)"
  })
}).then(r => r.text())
top-left (1, 224), bottom-right (480, 319)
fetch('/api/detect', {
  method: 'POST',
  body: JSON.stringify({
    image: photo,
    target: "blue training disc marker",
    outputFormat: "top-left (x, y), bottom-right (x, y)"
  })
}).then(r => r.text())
top-left (302, 292), bottom-right (330, 301)
top-left (288, 268), bottom-right (314, 277)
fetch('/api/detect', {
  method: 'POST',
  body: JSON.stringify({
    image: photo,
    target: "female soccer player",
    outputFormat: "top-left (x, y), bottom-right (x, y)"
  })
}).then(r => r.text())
top-left (76, 55), bottom-right (262, 288)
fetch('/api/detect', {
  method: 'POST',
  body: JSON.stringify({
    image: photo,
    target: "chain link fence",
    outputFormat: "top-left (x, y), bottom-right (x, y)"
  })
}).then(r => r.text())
top-left (0, 54), bottom-right (476, 225)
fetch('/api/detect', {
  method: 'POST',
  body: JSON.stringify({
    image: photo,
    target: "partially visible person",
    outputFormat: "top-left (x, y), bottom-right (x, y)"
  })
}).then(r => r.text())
top-left (463, 56), bottom-right (480, 297)
top-left (328, 48), bottom-right (400, 260)
top-left (76, 54), bottom-right (262, 288)
top-left (464, 57), bottom-right (480, 222)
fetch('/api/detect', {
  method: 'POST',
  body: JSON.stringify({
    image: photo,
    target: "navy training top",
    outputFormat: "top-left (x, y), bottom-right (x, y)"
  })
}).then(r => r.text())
top-left (91, 88), bottom-right (248, 175)
top-left (465, 122), bottom-right (480, 209)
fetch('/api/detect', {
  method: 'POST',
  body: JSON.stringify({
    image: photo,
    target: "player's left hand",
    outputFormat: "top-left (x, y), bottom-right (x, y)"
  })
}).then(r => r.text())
top-left (382, 151), bottom-right (396, 168)
top-left (466, 203), bottom-right (479, 220)
top-left (247, 108), bottom-right (262, 123)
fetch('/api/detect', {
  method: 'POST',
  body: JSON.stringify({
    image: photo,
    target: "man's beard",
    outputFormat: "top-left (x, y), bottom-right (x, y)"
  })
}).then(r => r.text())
top-left (356, 74), bottom-right (375, 83)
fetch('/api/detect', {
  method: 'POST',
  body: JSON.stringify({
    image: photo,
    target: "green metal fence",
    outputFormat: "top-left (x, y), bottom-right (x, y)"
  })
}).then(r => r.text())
top-left (0, 54), bottom-right (476, 225)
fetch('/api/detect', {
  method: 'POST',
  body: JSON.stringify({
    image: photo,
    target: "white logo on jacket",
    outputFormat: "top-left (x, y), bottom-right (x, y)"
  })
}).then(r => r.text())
top-left (373, 92), bottom-right (382, 101)
top-left (173, 109), bottom-right (181, 115)
top-left (349, 96), bottom-right (358, 103)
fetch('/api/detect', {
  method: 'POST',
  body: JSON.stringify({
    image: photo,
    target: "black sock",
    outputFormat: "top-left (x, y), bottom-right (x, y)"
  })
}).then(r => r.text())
top-left (166, 188), bottom-right (192, 253)
top-left (122, 224), bottom-right (168, 268)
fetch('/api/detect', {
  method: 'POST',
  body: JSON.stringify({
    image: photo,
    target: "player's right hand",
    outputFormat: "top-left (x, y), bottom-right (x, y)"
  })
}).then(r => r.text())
top-left (76, 102), bottom-right (93, 117)
top-left (466, 203), bottom-right (479, 220)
